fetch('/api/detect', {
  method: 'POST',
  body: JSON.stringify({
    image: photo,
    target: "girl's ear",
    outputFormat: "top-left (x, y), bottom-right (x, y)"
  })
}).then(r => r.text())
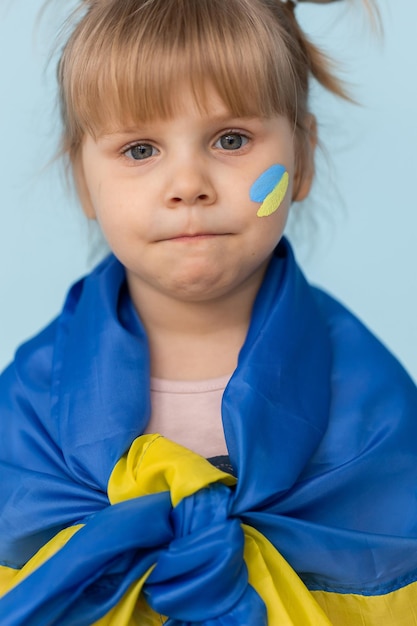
top-left (293, 114), bottom-right (317, 202)
top-left (73, 154), bottom-right (97, 220)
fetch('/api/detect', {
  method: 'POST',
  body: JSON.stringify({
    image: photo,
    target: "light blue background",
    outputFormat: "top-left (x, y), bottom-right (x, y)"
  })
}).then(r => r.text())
top-left (1, 0), bottom-right (416, 379)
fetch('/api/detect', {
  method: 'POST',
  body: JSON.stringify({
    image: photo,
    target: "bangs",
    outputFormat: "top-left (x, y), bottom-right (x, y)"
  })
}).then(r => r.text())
top-left (60, 0), bottom-right (299, 145)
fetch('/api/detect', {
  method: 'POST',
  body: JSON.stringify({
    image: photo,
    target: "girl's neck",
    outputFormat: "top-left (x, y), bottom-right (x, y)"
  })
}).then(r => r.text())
top-left (127, 275), bottom-right (262, 380)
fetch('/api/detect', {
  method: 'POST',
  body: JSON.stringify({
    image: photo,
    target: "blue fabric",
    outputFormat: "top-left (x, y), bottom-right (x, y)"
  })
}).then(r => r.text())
top-left (1, 238), bottom-right (417, 624)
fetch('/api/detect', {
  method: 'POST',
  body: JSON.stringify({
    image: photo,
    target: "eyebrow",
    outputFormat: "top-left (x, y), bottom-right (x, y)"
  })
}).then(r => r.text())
top-left (98, 128), bottom-right (148, 141)
top-left (97, 115), bottom-right (262, 140)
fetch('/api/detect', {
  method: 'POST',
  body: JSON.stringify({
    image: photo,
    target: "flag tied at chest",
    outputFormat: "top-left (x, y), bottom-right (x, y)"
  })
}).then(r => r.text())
top-left (0, 434), bottom-right (334, 624)
top-left (1, 239), bottom-right (417, 624)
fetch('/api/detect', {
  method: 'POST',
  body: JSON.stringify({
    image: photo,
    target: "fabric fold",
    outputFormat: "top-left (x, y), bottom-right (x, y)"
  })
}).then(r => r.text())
top-left (0, 434), bottom-right (333, 625)
top-left (2, 238), bottom-right (417, 624)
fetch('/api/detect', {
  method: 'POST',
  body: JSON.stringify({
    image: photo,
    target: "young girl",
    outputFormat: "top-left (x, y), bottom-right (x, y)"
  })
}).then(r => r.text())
top-left (1, 0), bottom-right (417, 624)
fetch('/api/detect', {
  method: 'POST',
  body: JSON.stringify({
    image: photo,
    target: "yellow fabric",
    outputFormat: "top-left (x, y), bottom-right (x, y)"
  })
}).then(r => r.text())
top-left (106, 435), bottom-right (417, 625)
top-left (313, 582), bottom-right (417, 626)
top-left (2, 433), bottom-right (415, 625)
top-left (242, 525), bottom-right (331, 625)
top-left (0, 527), bottom-right (162, 625)
top-left (92, 566), bottom-right (166, 626)
top-left (108, 433), bottom-right (236, 507)
top-left (107, 434), bottom-right (331, 625)
top-left (0, 567), bottom-right (17, 596)
top-left (0, 525), bottom-right (82, 596)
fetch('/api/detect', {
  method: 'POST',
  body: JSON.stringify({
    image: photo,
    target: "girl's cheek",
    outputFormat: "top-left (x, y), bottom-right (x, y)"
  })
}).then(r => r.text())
top-left (250, 164), bottom-right (289, 218)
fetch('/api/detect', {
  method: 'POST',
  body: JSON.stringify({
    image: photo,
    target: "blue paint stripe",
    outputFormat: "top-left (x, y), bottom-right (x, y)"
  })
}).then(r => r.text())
top-left (250, 164), bottom-right (287, 202)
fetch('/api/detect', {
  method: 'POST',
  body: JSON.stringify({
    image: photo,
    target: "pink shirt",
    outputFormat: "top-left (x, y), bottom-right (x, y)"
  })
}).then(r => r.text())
top-left (145, 375), bottom-right (231, 457)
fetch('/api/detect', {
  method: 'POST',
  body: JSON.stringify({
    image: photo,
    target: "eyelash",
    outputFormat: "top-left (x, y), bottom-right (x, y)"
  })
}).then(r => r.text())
top-left (214, 131), bottom-right (250, 152)
top-left (120, 130), bottom-right (251, 162)
top-left (122, 143), bottom-right (158, 161)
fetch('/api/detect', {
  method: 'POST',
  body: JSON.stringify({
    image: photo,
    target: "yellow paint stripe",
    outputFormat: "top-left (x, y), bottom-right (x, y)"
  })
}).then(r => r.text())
top-left (257, 171), bottom-right (289, 217)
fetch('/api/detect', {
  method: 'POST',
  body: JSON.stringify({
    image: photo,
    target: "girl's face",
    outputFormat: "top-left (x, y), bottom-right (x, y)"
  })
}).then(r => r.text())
top-left (79, 86), bottom-right (313, 306)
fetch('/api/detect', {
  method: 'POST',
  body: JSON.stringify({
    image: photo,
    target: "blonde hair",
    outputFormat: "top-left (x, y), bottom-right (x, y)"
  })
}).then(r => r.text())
top-left (57, 0), bottom-right (364, 173)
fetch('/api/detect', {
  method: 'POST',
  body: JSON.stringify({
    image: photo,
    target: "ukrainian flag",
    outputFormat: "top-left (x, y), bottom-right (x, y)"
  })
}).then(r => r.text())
top-left (1, 239), bottom-right (417, 624)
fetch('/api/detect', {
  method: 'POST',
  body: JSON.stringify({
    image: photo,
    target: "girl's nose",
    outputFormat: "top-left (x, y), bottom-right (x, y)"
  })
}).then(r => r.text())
top-left (163, 158), bottom-right (217, 208)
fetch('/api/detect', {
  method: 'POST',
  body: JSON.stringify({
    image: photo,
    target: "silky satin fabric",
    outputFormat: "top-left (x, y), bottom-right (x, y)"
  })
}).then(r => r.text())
top-left (0, 435), bottom-right (333, 624)
top-left (1, 238), bottom-right (417, 624)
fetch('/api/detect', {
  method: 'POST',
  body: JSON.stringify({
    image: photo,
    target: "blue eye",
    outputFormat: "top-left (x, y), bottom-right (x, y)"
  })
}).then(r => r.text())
top-left (216, 133), bottom-right (248, 151)
top-left (125, 143), bottom-right (157, 160)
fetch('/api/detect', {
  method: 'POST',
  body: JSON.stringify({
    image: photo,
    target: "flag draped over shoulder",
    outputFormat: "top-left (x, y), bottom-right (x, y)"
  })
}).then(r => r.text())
top-left (1, 238), bottom-right (417, 625)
